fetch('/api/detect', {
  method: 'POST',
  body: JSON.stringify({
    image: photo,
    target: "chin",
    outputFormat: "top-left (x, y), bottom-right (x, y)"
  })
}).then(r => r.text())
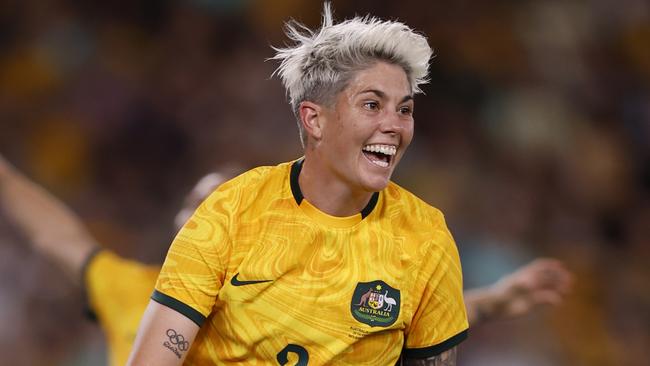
top-left (361, 175), bottom-right (392, 192)
top-left (354, 159), bottom-right (395, 192)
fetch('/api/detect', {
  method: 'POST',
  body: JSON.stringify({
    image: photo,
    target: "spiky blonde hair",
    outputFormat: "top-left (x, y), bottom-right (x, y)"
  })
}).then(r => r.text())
top-left (271, 2), bottom-right (433, 146)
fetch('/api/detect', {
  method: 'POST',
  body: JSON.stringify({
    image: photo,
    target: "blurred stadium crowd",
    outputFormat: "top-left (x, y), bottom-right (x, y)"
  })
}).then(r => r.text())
top-left (0, 0), bottom-right (648, 365)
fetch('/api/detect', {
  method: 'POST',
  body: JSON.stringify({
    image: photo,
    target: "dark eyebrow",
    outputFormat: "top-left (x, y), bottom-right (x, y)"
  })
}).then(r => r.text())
top-left (400, 95), bottom-right (414, 104)
top-left (359, 89), bottom-right (413, 104)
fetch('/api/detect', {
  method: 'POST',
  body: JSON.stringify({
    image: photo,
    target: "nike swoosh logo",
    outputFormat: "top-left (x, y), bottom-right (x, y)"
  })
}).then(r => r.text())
top-left (230, 273), bottom-right (273, 286)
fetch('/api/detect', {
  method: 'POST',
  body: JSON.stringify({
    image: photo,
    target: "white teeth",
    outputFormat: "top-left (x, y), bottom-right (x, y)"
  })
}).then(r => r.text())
top-left (362, 144), bottom-right (397, 156)
top-left (374, 160), bottom-right (389, 167)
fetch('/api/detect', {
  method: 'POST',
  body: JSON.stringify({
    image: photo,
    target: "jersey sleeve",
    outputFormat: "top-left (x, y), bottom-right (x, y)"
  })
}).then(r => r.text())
top-left (152, 190), bottom-right (231, 326)
top-left (403, 214), bottom-right (469, 358)
top-left (84, 249), bottom-right (160, 319)
top-left (83, 249), bottom-right (160, 366)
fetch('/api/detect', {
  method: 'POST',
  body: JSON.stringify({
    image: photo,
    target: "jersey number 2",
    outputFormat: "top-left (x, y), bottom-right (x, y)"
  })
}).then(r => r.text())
top-left (277, 344), bottom-right (309, 365)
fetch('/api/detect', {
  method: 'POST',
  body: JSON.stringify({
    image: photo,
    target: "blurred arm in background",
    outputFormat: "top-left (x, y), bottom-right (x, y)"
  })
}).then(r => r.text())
top-left (465, 258), bottom-right (573, 326)
top-left (0, 154), bottom-right (98, 284)
top-left (0, 153), bottom-right (217, 366)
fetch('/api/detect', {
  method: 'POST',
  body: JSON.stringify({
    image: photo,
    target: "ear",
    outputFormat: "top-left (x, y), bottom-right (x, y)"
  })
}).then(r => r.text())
top-left (299, 101), bottom-right (324, 141)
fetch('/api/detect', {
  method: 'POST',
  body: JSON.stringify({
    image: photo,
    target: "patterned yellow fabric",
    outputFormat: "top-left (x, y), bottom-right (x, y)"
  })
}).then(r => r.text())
top-left (155, 160), bottom-right (468, 365)
top-left (85, 250), bottom-right (160, 366)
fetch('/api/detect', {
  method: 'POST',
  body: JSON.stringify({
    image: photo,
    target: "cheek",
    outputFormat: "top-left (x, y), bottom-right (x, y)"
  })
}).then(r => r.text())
top-left (402, 121), bottom-right (415, 146)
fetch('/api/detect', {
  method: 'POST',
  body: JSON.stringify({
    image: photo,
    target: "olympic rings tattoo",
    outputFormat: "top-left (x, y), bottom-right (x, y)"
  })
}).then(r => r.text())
top-left (166, 329), bottom-right (189, 351)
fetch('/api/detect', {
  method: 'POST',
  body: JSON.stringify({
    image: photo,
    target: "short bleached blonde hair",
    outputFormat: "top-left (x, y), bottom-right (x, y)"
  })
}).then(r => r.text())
top-left (271, 2), bottom-right (433, 146)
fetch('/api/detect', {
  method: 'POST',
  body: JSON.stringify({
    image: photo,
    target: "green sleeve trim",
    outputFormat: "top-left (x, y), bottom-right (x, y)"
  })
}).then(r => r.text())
top-left (81, 247), bottom-right (104, 322)
top-left (403, 329), bottom-right (468, 359)
top-left (151, 290), bottom-right (207, 327)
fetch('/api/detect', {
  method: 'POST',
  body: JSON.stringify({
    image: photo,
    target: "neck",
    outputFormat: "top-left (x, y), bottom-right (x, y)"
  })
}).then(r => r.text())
top-left (298, 158), bottom-right (374, 217)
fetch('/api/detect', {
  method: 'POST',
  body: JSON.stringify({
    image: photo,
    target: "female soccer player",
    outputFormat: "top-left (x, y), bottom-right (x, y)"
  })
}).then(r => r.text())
top-left (130, 4), bottom-right (466, 365)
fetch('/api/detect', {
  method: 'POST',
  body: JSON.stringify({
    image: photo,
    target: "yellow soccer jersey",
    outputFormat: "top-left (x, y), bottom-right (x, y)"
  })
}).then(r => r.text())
top-left (84, 249), bottom-right (160, 366)
top-left (154, 159), bottom-right (468, 365)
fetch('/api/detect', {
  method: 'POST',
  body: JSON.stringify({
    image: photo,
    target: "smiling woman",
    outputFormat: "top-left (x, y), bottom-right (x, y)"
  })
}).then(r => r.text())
top-left (298, 61), bottom-right (416, 215)
top-left (127, 3), bottom-right (468, 365)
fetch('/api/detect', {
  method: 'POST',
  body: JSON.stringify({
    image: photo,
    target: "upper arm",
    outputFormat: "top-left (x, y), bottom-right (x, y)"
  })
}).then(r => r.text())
top-left (404, 213), bottom-right (468, 356)
top-left (402, 346), bottom-right (458, 366)
top-left (126, 191), bottom-right (232, 365)
top-left (127, 300), bottom-right (201, 366)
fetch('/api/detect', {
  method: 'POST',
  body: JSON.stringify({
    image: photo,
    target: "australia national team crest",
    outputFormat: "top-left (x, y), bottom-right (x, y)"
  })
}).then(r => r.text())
top-left (351, 280), bottom-right (400, 327)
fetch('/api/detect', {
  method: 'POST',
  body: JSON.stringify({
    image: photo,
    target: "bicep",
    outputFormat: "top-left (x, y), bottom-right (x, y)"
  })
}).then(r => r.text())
top-left (127, 300), bottom-right (200, 366)
top-left (402, 346), bottom-right (458, 366)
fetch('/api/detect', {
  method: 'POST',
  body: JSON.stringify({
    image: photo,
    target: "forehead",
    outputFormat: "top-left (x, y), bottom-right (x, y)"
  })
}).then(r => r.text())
top-left (342, 61), bottom-right (412, 99)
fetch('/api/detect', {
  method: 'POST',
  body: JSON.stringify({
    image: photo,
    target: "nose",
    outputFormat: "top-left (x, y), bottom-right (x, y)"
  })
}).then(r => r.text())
top-left (379, 110), bottom-right (409, 136)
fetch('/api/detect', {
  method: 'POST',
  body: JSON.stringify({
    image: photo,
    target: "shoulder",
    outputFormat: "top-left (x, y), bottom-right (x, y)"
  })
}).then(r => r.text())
top-left (200, 161), bottom-right (293, 213)
top-left (217, 161), bottom-right (291, 193)
top-left (381, 182), bottom-right (457, 258)
top-left (217, 165), bottom-right (275, 190)
top-left (383, 181), bottom-right (447, 229)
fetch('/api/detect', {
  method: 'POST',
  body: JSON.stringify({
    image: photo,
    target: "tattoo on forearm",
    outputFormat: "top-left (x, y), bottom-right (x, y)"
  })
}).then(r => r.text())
top-left (402, 347), bottom-right (457, 366)
top-left (162, 328), bottom-right (189, 359)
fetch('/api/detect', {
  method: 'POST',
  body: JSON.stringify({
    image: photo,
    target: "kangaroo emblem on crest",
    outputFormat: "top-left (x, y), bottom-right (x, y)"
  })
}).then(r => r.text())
top-left (355, 288), bottom-right (373, 306)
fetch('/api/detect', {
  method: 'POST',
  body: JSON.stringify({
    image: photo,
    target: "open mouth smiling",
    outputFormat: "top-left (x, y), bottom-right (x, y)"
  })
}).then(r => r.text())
top-left (362, 144), bottom-right (397, 168)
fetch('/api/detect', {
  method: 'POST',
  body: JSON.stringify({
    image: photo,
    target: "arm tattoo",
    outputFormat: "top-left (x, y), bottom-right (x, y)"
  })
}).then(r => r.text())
top-left (162, 328), bottom-right (190, 359)
top-left (402, 346), bottom-right (457, 366)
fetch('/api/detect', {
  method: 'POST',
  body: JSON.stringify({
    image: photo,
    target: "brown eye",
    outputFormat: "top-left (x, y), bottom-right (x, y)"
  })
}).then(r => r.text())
top-left (364, 101), bottom-right (379, 110)
top-left (399, 106), bottom-right (413, 115)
